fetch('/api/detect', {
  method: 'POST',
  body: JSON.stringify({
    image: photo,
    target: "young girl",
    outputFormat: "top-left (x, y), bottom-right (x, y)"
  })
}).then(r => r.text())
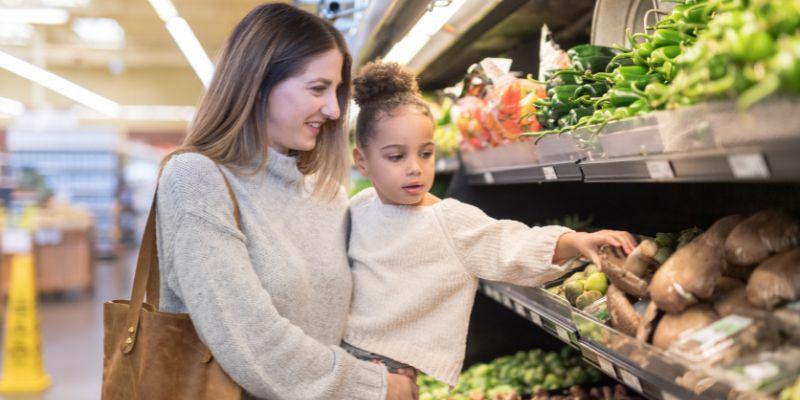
top-left (344, 60), bottom-right (637, 387)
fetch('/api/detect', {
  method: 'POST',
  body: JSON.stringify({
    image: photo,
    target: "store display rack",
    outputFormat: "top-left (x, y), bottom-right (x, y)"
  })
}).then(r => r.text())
top-left (464, 100), bottom-right (800, 185)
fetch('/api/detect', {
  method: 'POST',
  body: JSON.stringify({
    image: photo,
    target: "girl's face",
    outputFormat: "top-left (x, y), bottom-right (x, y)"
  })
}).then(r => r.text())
top-left (354, 106), bottom-right (436, 206)
top-left (265, 48), bottom-right (344, 154)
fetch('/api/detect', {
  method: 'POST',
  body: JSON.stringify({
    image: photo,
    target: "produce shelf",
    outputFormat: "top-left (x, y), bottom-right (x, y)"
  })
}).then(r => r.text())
top-left (478, 280), bottom-right (783, 399)
top-left (467, 161), bottom-right (583, 185)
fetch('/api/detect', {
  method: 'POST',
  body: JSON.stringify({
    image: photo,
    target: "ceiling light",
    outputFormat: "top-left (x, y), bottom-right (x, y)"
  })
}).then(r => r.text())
top-left (383, 0), bottom-right (467, 65)
top-left (0, 23), bottom-right (33, 45)
top-left (147, 0), bottom-right (178, 22)
top-left (120, 105), bottom-right (195, 121)
top-left (72, 17), bottom-right (125, 49)
top-left (0, 49), bottom-right (120, 116)
top-left (0, 8), bottom-right (70, 25)
top-left (165, 17), bottom-right (213, 87)
top-left (0, 96), bottom-right (24, 116)
top-left (40, 0), bottom-right (91, 8)
top-left (146, 0), bottom-right (213, 87)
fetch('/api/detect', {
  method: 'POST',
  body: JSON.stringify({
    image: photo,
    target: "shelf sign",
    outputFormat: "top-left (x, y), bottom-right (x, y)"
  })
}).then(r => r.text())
top-left (502, 295), bottom-right (513, 309)
top-left (542, 166), bottom-right (558, 180)
top-left (597, 355), bottom-right (616, 378)
top-left (555, 325), bottom-right (571, 342)
top-left (619, 369), bottom-right (643, 393)
top-left (529, 311), bottom-right (543, 326)
top-left (483, 172), bottom-right (495, 184)
top-left (661, 391), bottom-right (680, 400)
top-left (646, 160), bottom-right (675, 180)
top-left (513, 302), bottom-right (527, 317)
top-left (728, 153), bottom-right (770, 179)
top-left (436, 159), bottom-right (446, 171)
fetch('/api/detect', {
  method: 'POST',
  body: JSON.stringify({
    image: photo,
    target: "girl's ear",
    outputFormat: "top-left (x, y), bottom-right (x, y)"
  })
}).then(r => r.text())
top-left (353, 147), bottom-right (368, 176)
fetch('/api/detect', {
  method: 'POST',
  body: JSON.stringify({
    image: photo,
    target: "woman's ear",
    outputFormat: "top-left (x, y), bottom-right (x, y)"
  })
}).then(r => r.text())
top-left (353, 147), bottom-right (368, 176)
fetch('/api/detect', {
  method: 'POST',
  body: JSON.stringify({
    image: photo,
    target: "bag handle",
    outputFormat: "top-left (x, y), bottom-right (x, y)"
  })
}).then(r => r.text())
top-left (121, 159), bottom-right (241, 354)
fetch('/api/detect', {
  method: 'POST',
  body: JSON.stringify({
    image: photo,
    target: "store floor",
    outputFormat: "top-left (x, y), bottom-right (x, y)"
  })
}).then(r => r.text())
top-left (0, 250), bottom-right (137, 400)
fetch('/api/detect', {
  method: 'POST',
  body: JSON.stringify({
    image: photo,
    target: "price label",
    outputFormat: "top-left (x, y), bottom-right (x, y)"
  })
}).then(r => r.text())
top-left (555, 325), bottom-right (571, 342)
top-left (483, 172), bottom-right (495, 184)
top-left (514, 302), bottom-right (527, 317)
top-left (529, 311), bottom-right (543, 326)
top-left (502, 296), bottom-right (513, 309)
top-left (661, 391), bottom-right (680, 400)
top-left (597, 355), bottom-right (616, 378)
top-left (646, 160), bottom-right (675, 180)
top-left (436, 159), bottom-right (446, 171)
top-left (619, 369), bottom-right (643, 393)
top-left (542, 166), bottom-right (558, 180)
top-left (728, 153), bottom-right (770, 179)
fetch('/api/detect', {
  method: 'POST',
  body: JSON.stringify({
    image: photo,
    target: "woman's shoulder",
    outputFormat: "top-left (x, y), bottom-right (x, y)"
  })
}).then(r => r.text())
top-left (158, 152), bottom-right (231, 207)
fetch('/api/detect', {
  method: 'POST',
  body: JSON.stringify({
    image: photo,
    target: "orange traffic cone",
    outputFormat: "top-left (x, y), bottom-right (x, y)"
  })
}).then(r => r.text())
top-left (0, 247), bottom-right (51, 392)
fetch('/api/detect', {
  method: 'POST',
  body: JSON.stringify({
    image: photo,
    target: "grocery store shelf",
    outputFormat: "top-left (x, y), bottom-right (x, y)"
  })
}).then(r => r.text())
top-left (479, 280), bottom-right (744, 400)
top-left (467, 161), bottom-right (582, 185)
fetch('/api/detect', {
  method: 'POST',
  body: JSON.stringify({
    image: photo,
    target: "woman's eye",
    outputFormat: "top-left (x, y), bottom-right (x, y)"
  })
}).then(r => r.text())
top-left (311, 86), bottom-right (326, 94)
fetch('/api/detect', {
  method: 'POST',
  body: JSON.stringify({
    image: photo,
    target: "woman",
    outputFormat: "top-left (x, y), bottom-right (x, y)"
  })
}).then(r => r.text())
top-left (156, 3), bottom-right (416, 399)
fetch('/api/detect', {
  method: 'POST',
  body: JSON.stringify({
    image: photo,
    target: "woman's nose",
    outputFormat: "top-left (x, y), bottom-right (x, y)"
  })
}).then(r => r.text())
top-left (321, 91), bottom-right (340, 120)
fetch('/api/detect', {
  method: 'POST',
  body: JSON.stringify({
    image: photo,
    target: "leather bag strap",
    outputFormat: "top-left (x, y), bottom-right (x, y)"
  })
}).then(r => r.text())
top-left (121, 158), bottom-right (241, 354)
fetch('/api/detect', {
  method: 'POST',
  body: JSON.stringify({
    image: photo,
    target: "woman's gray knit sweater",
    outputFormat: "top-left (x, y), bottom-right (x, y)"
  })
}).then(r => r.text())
top-left (155, 150), bottom-right (387, 400)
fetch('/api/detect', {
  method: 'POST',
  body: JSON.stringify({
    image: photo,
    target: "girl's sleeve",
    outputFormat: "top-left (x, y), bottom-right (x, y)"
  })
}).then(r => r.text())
top-left (433, 199), bottom-right (575, 286)
top-left (156, 154), bottom-right (387, 400)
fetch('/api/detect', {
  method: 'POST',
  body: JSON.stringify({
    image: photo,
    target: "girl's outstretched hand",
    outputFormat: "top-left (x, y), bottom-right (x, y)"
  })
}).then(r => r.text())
top-left (554, 230), bottom-right (637, 269)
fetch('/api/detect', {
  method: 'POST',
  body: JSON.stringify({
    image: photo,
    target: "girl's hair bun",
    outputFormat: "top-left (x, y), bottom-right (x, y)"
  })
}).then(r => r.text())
top-left (353, 59), bottom-right (419, 106)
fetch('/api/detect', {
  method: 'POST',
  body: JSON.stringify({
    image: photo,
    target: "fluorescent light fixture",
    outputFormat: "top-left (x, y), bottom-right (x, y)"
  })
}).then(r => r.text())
top-left (120, 105), bottom-right (196, 121)
top-left (0, 49), bottom-right (120, 116)
top-left (146, 0), bottom-right (213, 87)
top-left (72, 17), bottom-right (125, 49)
top-left (41, 0), bottom-right (91, 7)
top-left (0, 23), bottom-right (33, 44)
top-left (383, 0), bottom-right (467, 65)
top-left (0, 8), bottom-right (70, 25)
top-left (0, 96), bottom-right (24, 116)
top-left (147, 0), bottom-right (178, 22)
top-left (165, 17), bottom-right (213, 87)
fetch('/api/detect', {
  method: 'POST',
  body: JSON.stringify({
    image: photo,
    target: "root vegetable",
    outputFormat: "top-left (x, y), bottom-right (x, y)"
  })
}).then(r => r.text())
top-left (636, 301), bottom-right (660, 342)
top-left (652, 304), bottom-right (719, 350)
top-left (746, 248), bottom-right (800, 309)
top-left (623, 239), bottom-right (659, 276)
top-left (714, 286), bottom-right (759, 317)
top-left (600, 246), bottom-right (650, 298)
top-left (650, 215), bottom-right (744, 313)
top-left (725, 210), bottom-right (800, 267)
top-left (606, 285), bottom-right (640, 337)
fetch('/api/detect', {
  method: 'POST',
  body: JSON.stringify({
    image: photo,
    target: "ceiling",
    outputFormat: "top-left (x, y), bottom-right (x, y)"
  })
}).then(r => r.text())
top-left (0, 0), bottom-right (318, 131)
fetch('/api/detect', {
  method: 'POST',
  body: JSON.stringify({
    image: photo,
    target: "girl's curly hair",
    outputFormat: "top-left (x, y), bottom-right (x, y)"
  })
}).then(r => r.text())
top-left (353, 59), bottom-right (432, 148)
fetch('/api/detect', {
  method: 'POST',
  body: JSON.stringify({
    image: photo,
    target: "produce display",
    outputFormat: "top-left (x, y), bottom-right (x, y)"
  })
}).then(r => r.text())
top-left (417, 347), bottom-right (604, 400)
top-left (547, 263), bottom-right (608, 311)
top-left (591, 210), bottom-right (800, 368)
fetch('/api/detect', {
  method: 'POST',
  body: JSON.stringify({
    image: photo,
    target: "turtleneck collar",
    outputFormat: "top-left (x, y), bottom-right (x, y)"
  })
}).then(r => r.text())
top-left (264, 147), bottom-right (303, 184)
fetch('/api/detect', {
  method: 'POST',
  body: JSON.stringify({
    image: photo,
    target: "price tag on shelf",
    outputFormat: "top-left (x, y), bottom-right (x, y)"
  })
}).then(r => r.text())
top-left (555, 325), bottom-right (571, 342)
top-left (646, 160), bottom-right (675, 180)
top-left (619, 369), bottom-right (643, 393)
top-left (542, 166), bottom-right (558, 180)
top-left (436, 159), bottom-right (446, 172)
top-left (728, 153), bottom-right (770, 179)
top-left (502, 296), bottom-right (513, 309)
top-left (661, 391), bottom-right (680, 400)
top-left (483, 172), bottom-right (495, 184)
top-left (597, 355), bottom-right (616, 378)
top-left (513, 302), bottom-right (527, 317)
top-left (529, 311), bottom-right (543, 326)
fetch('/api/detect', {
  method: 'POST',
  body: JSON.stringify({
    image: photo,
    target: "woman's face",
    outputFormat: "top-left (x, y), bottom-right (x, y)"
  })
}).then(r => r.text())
top-left (265, 48), bottom-right (344, 154)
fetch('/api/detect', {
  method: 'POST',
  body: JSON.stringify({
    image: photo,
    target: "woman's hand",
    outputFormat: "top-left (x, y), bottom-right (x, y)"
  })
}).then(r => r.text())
top-left (386, 373), bottom-right (419, 400)
top-left (554, 230), bottom-right (637, 269)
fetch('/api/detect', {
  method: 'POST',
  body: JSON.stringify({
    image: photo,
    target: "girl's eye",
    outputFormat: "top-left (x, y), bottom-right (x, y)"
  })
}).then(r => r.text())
top-left (421, 151), bottom-right (434, 159)
top-left (388, 154), bottom-right (404, 162)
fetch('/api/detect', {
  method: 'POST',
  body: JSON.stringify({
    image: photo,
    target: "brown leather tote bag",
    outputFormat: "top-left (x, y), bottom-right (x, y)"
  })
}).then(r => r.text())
top-left (102, 165), bottom-right (243, 399)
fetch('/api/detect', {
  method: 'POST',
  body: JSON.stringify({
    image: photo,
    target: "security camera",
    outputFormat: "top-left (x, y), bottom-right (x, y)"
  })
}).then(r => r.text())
top-left (327, 1), bottom-right (340, 14)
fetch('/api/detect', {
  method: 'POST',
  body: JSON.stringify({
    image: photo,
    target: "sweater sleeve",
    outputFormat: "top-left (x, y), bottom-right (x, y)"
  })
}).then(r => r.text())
top-left (157, 154), bottom-right (387, 400)
top-left (433, 199), bottom-right (575, 286)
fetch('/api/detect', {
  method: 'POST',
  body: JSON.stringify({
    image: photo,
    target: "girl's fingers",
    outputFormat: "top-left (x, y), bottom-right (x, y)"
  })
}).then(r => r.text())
top-left (615, 232), bottom-right (635, 254)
